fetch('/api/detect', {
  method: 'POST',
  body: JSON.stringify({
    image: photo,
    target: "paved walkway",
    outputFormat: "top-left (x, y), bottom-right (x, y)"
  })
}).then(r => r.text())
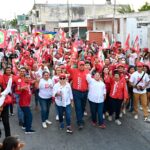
top-left (1, 103), bottom-right (150, 150)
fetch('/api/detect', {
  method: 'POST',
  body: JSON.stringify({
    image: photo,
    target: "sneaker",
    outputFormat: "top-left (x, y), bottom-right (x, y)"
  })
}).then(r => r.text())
top-left (22, 126), bottom-right (25, 130)
top-left (56, 115), bottom-right (59, 121)
top-left (108, 116), bottom-right (112, 121)
top-left (134, 115), bottom-right (138, 120)
top-left (84, 111), bottom-right (88, 116)
top-left (144, 117), bottom-right (150, 123)
top-left (139, 106), bottom-right (143, 110)
top-left (119, 113), bottom-right (123, 118)
top-left (46, 120), bottom-right (52, 125)
top-left (115, 119), bottom-right (122, 126)
top-left (123, 108), bottom-right (126, 115)
top-left (103, 114), bottom-right (105, 119)
top-left (42, 122), bottom-right (47, 128)
top-left (99, 124), bottom-right (106, 129)
top-left (25, 129), bottom-right (36, 134)
top-left (66, 127), bottom-right (73, 134)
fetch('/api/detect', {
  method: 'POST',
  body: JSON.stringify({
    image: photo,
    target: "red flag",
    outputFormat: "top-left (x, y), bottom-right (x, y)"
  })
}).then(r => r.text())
top-left (124, 34), bottom-right (130, 51)
top-left (0, 30), bottom-right (6, 48)
top-left (133, 35), bottom-right (139, 53)
top-left (133, 35), bottom-right (139, 47)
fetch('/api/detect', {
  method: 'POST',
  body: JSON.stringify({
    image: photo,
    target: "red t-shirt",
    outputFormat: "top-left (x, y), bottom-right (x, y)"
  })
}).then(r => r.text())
top-left (20, 57), bottom-right (35, 69)
top-left (14, 76), bottom-right (24, 95)
top-left (66, 66), bottom-right (89, 91)
top-left (19, 81), bottom-right (31, 107)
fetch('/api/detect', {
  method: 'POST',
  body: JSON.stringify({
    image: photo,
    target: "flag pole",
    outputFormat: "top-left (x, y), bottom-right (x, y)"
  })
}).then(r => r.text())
top-left (113, 0), bottom-right (116, 37)
top-left (67, 0), bottom-right (71, 37)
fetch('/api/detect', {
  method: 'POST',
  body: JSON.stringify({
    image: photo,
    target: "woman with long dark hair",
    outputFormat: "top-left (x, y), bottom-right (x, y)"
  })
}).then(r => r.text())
top-left (38, 71), bottom-right (53, 128)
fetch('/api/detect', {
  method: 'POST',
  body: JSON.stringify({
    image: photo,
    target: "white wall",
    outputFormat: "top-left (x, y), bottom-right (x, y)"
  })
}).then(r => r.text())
top-left (126, 18), bottom-right (148, 48)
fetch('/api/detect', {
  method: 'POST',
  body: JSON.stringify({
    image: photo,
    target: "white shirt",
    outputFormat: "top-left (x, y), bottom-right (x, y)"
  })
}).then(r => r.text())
top-left (130, 71), bottom-right (150, 94)
top-left (53, 82), bottom-right (73, 107)
top-left (39, 78), bottom-right (53, 99)
top-left (86, 74), bottom-right (106, 103)
top-left (0, 52), bottom-right (4, 62)
top-left (36, 66), bottom-right (50, 78)
top-left (129, 53), bottom-right (138, 66)
top-left (52, 75), bottom-right (59, 85)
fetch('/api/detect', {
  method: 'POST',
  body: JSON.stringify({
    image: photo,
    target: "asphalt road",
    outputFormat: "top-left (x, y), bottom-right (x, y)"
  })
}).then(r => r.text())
top-left (0, 102), bottom-right (150, 150)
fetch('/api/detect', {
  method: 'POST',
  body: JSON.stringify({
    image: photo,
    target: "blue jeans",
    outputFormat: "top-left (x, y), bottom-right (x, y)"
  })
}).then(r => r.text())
top-left (89, 101), bottom-right (104, 125)
top-left (72, 89), bottom-right (88, 126)
top-left (21, 107), bottom-right (32, 132)
top-left (39, 97), bottom-right (52, 122)
top-left (14, 94), bottom-right (24, 123)
top-left (57, 104), bottom-right (71, 127)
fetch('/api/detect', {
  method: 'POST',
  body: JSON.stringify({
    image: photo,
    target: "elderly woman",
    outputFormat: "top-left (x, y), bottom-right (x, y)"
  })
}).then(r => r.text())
top-left (86, 72), bottom-right (106, 128)
top-left (53, 74), bottom-right (73, 133)
top-left (38, 71), bottom-right (53, 128)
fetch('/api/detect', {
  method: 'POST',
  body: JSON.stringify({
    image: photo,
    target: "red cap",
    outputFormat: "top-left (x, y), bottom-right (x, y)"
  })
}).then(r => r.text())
top-left (60, 65), bottom-right (66, 69)
top-left (78, 61), bottom-right (85, 66)
top-left (143, 48), bottom-right (148, 52)
top-left (86, 56), bottom-right (91, 61)
top-left (131, 48), bottom-right (136, 51)
top-left (59, 74), bottom-right (66, 79)
top-left (116, 63), bottom-right (124, 68)
top-left (136, 62), bottom-right (144, 67)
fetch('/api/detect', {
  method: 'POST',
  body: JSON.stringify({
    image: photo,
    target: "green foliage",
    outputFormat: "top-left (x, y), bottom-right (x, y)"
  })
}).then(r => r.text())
top-left (138, 2), bottom-right (150, 12)
top-left (10, 18), bottom-right (18, 28)
top-left (117, 5), bottom-right (135, 14)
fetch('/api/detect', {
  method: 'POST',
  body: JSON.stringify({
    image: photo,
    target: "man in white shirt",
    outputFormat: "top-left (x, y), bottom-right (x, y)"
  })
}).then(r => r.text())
top-left (130, 62), bottom-right (150, 122)
top-left (128, 48), bottom-right (138, 66)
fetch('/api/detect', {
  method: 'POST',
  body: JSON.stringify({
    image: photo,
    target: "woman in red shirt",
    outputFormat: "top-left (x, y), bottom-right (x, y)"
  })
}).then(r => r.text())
top-left (108, 70), bottom-right (128, 125)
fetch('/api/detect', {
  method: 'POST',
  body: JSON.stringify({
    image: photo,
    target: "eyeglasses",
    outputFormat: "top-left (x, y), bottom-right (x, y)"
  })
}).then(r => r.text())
top-left (60, 78), bottom-right (66, 80)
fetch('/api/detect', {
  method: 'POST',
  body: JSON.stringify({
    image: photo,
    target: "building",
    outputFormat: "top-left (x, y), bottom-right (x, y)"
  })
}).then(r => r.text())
top-left (27, 2), bottom-right (124, 33)
top-left (87, 11), bottom-right (150, 48)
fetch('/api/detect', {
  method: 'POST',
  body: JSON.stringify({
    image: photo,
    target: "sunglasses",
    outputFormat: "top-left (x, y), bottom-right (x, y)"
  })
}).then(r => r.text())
top-left (60, 78), bottom-right (66, 80)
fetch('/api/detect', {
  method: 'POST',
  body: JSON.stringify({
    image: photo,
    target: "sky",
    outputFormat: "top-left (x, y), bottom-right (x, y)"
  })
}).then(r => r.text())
top-left (0, 0), bottom-right (150, 20)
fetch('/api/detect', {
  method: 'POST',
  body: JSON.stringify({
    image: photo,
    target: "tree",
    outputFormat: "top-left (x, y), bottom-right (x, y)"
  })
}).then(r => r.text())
top-left (138, 2), bottom-right (150, 12)
top-left (117, 5), bottom-right (135, 14)
top-left (9, 18), bottom-right (18, 28)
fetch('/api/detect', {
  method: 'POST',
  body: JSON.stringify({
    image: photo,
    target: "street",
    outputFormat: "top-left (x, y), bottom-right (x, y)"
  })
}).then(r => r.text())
top-left (1, 102), bottom-right (150, 150)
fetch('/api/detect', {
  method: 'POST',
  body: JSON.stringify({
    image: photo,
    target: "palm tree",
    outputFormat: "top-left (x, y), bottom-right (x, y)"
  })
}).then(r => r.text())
top-left (10, 19), bottom-right (18, 28)
top-left (117, 5), bottom-right (135, 14)
top-left (138, 2), bottom-right (150, 12)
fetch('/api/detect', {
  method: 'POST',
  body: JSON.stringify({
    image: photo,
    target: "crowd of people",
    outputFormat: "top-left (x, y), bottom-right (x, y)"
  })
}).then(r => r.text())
top-left (0, 33), bottom-right (149, 137)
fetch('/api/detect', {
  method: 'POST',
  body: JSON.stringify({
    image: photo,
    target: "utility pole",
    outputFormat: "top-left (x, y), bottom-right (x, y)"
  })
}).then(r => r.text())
top-left (113, 0), bottom-right (116, 36)
top-left (67, 0), bottom-right (71, 37)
